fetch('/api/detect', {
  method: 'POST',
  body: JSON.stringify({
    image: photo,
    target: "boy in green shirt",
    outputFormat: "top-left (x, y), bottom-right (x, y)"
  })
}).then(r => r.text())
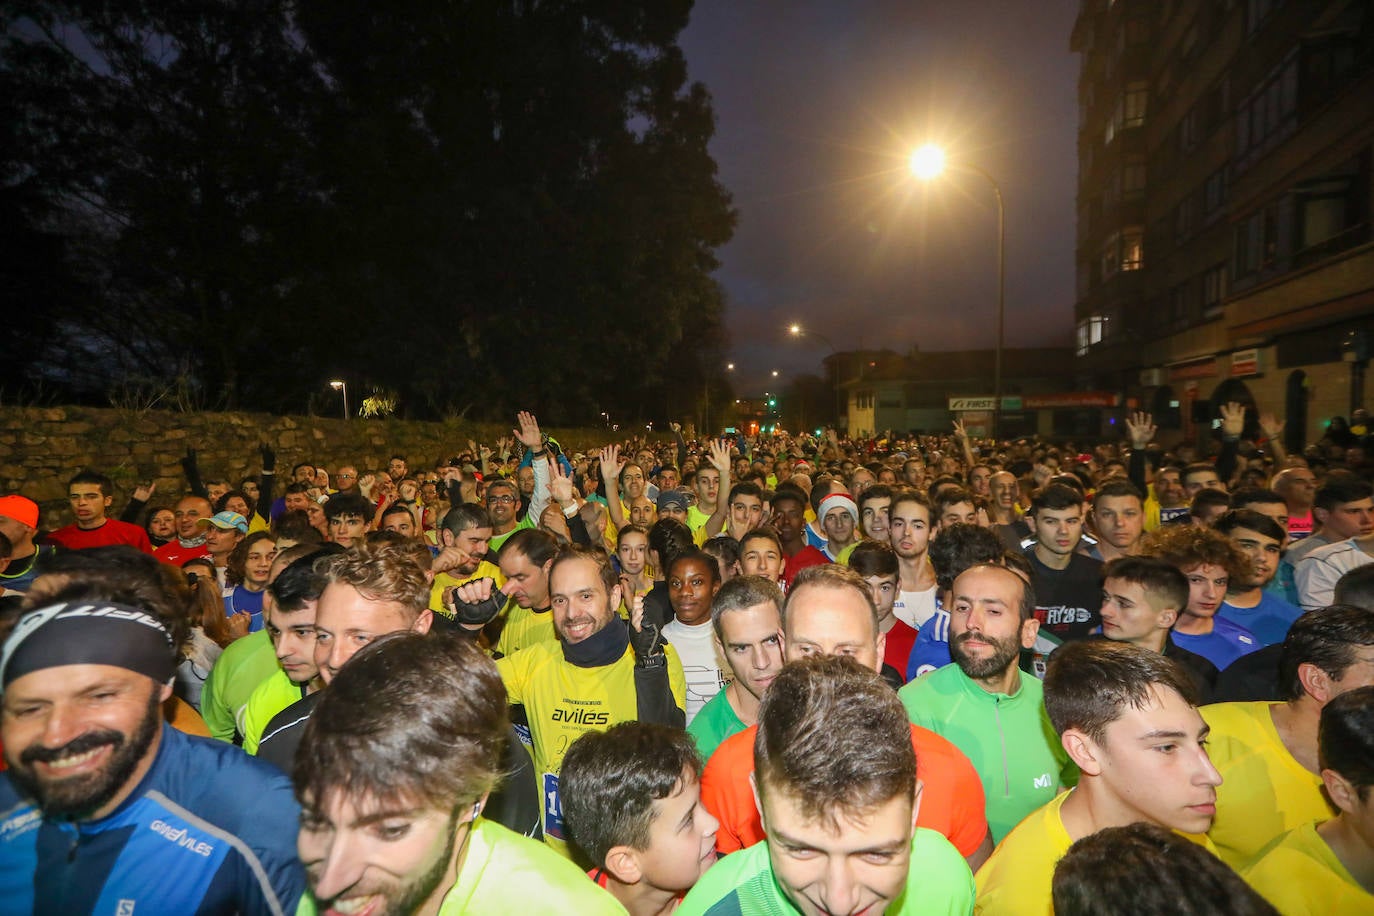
top-left (687, 576), bottom-right (786, 760)
top-left (680, 656), bottom-right (974, 916)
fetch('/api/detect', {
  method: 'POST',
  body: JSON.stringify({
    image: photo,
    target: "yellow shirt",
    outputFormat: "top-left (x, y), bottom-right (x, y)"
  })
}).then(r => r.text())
top-left (1243, 820), bottom-right (1373, 915)
top-left (974, 790), bottom-right (1215, 915)
top-left (493, 599), bottom-right (556, 658)
top-left (428, 560), bottom-right (505, 616)
top-left (1201, 702), bottom-right (1333, 869)
top-left (496, 639), bottom-right (686, 855)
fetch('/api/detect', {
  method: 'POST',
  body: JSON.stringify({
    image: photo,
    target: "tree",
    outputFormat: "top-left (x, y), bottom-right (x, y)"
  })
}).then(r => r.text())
top-left (1, 1), bottom-right (734, 418)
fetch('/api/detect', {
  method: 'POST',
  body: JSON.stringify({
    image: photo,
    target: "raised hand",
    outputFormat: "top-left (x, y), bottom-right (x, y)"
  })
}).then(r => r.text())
top-left (1125, 411), bottom-right (1156, 450)
top-left (1220, 401), bottom-right (1246, 438)
top-left (513, 411), bottom-right (543, 450)
top-left (1259, 412), bottom-right (1285, 441)
top-left (133, 482), bottom-right (156, 502)
top-left (358, 473), bottom-right (376, 498)
top-left (709, 439), bottom-right (732, 477)
top-left (952, 419), bottom-right (967, 441)
top-left (549, 458), bottom-right (576, 507)
top-left (598, 444), bottom-right (624, 482)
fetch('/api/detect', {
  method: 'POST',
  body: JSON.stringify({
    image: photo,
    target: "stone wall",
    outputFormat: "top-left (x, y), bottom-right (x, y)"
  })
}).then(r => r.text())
top-left (0, 406), bottom-right (623, 530)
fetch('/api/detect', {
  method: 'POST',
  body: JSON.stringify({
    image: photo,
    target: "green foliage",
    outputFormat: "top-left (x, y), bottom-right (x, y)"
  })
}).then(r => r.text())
top-left (0, 0), bottom-right (735, 421)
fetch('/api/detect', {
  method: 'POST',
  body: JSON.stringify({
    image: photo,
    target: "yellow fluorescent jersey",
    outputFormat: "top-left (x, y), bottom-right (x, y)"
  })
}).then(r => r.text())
top-left (1243, 820), bottom-right (1373, 915)
top-left (974, 790), bottom-right (1216, 915)
top-left (686, 505), bottom-right (711, 532)
top-left (1201, 702), bottom-right (1333, 869)
top-left (496, 640), bottom-right (686, 855)
top-left (493, 599), bottom-right (556, 658)
top-left (428, 560), bottom-right (505, 616)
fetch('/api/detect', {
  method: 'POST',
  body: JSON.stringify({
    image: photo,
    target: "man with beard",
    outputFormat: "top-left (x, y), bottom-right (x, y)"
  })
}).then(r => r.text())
top-left (0, 600), bottom-right (304, 914)
top-left (293, 632), bottom-right (621, 915)
top-left (898, 564), bottom-right (1070, 841)
top-left (495, 545), bottom-right (687, 855)
top-left (427, 503), bottom-right (502, 617)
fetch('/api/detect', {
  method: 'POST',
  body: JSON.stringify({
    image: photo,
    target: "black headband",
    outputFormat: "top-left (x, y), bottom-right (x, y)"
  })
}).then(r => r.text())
top-left (1, 601), bottom-right (176, 688)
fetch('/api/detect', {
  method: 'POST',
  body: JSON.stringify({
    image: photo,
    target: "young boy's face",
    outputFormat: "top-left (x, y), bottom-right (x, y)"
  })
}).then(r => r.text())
top-left (1099, 577), bottom-right (1176, 646)
top-left (329, 513), bottom-right (368, 548)
top-left (636, 769), bottom-right (719, 894)
top-left (863, 574), bottom-right (898, 620)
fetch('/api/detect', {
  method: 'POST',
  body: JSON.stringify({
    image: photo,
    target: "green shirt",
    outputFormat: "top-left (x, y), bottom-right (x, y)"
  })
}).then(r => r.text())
top-left (688, 687), bottom-right (747, 762)
top-left (295, 818), bottom-right (625, 916)
top-left (199, 630), bottom-right (279, 743)
top-left (898, 663), bottom-right (1069, 842)
top-left (242, 668), bottom-right (310, 755)
top-left (490, 517), bottom-right (535, 555)
top-left (678, 828), bottom-right (974, 916)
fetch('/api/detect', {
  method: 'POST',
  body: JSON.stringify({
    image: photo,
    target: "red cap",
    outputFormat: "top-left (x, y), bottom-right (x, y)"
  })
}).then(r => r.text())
top-left (0, 495), bottom-right (40, 529)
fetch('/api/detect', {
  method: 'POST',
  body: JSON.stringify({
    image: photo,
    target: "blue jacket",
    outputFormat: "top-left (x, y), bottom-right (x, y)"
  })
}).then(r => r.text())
top-left (0, 724), bottom-right (304, 915)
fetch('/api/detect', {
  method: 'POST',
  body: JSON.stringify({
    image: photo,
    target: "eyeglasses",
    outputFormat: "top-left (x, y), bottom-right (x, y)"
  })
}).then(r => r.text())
top-left (487, 495), bottom-right (517, 505)
top-left (337, 473), bottom-right (356, 479)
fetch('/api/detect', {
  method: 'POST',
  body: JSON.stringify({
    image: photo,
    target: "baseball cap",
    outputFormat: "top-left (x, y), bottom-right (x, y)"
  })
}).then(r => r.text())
top-left (657, 489), bottom-right (691, 512)
top-left (0, 495), bottom-right (40, 529)
top-left (197, 511), bottom-right (249, 534)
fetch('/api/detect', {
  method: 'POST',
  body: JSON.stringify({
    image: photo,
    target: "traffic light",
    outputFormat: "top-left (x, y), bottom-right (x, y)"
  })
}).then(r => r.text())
top-left (768, 398), bottom-right (776, 407)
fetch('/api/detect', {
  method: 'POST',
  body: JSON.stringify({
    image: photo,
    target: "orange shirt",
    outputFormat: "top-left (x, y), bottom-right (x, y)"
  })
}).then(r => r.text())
top-left (700, 722), bottom-right (989, 857)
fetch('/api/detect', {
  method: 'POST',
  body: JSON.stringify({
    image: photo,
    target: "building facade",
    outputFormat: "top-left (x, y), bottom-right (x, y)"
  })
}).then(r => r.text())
top-left (839, 347), bottom-right (1092, 439)
top-left (1072, 0), bottom-right (1373, 448)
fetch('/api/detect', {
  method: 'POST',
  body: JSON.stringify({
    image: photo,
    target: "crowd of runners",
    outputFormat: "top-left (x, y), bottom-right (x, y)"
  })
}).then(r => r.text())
top-left (0, 404), bottom-right (1371, 914)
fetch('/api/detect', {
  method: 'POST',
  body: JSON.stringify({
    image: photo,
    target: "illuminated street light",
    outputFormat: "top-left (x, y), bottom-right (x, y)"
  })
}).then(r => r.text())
top-left (788, 324), bottom-right (841, 430)
top-left (328, 379), bottom-right (349, 420)
top-left (771, 369), bottom-right (779, 378)
top-left (908, 144), bottom-right (947, 180)
top-left (910, 143), bottom-right (1006, 440)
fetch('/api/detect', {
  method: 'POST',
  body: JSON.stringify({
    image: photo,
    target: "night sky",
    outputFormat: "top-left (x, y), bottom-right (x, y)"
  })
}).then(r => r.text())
top-left (680, 1), bottom-right (1082, 396)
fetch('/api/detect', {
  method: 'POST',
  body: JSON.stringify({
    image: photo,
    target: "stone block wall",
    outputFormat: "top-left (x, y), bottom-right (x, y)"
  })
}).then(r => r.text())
top-left (0, 406), bottom-right (624, 531)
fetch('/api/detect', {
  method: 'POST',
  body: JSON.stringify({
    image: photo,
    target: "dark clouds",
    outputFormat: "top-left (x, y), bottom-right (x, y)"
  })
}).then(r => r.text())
top-left (680, 1), bottom-right (1081, 394)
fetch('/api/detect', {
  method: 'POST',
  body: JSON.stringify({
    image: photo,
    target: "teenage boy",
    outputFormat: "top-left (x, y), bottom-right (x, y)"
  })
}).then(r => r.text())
top-left (1023, 484), bottom-right (1103, 674)
top-left (321, 492), bottom-right (372, 549)
top-left (737, 528), bottom-right (785, 586)
top-left (687, 576), bottom-right (786, 760)
top-left (974, 641), bottom-right (1223, 914)
top-left (293, 632), bottom-right (620, 914)
top-left (888, 490), bottom-right (940, 630)
top-left (48, 470), bottom-right (154, 553)
top-left (1098, 556), bottom-right (1220, 699)
top-left (1214, 509), bottom-right (1303, 645)
top-left (850, 539), bottom-right (918, 677)
top-left (681, 657), bottom-right (975, 916)
top-left (1242, 685), bottom-right (1374, 913)
top-left (1138, 525), bottom-right (1259, 671)
top-left (1201, 605), bottom-right (1374, 868)
top-left (562, 723), bottom-right (720, 916)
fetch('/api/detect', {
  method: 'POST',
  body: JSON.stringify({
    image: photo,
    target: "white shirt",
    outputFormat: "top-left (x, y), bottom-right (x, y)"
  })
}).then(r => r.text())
top-left (893, 585), bottom-right (939, 630)
top-left (662, 618), bottom-right (725, 724)
top-left (1295, 537), bottom-right (1374, 609)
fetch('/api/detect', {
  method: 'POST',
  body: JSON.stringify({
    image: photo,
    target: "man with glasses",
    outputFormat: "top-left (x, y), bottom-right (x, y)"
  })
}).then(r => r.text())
top-left (488, 412), bottom-right (552, 554)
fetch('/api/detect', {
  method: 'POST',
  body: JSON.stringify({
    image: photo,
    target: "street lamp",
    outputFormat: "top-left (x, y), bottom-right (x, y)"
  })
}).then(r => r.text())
top-left (329, 379), bottom-right (349, 420)
top-left (909, 144), bottom-right (1006, 440)
top-left (788, 324), bottom-right (842, 430)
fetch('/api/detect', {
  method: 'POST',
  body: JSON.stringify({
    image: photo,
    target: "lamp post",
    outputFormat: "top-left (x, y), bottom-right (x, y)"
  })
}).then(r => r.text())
top-left (329, 379), bottom-right (349, 421)
top-left (788, 324), bottom-right (843, 431)
top-left (909, 144), bottom-right (1006, 441)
